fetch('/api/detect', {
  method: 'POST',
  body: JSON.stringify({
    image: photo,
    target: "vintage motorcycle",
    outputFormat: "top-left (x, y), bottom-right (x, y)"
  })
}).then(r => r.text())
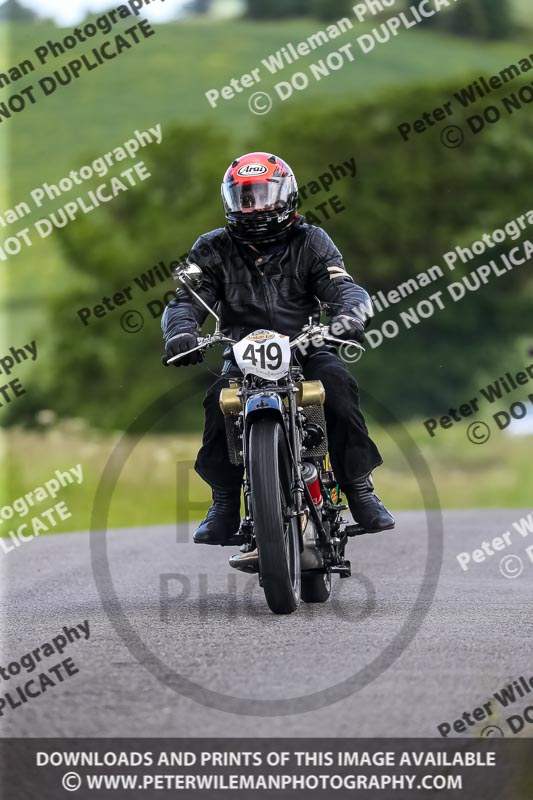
top-left (167, 263), bottom-right (367, 615)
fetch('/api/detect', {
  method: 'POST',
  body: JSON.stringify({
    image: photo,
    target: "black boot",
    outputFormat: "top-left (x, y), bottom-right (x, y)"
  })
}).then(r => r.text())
top-left (193, 488), bottom-right (242, 545)
top-left (344, 475), bottom-right (395, 534)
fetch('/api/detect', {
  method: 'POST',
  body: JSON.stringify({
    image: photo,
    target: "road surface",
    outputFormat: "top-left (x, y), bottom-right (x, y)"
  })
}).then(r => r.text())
top-left (1, 509), bottom-right (531, 738)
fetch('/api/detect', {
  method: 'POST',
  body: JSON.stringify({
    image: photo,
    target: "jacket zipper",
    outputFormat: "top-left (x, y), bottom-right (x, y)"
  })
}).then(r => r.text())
top-left (258, 267), bottom-right (275, 330)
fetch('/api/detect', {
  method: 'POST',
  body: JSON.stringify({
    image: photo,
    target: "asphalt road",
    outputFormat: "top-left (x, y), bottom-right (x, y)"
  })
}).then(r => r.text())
top-left (1, 509), bottom-right (532, 738)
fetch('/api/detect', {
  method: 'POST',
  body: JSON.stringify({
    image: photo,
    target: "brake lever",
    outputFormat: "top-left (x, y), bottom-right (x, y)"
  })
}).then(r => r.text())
top-left (164, 334), bottom-right (237, 366)
top-left (290, 325), bottom-right (365, 354)
top-left (165, 342), bottom-right (208, 365)
top-left (290, 323), bottom-right (329, 350)
top-left (324, 334), bottom-right (365, 351)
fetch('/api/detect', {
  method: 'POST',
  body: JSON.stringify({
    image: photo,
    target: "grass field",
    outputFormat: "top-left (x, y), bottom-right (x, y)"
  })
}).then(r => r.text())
top-left (1, 417), bottom-right (531, 537)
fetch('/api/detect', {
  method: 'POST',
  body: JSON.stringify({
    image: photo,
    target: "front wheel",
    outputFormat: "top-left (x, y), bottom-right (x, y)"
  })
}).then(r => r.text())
top-left (249, 418), bottom-right (300, 615)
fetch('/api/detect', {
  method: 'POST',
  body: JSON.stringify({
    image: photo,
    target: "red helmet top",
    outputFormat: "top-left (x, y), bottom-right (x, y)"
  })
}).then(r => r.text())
top-left (221, 152), bottom-right (299, 244)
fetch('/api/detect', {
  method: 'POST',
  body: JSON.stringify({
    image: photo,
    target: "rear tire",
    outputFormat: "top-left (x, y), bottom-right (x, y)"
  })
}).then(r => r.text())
top-left (249, 418), bottom-right (300, 615)
top-left (301, 572), bottom-right (331, 603)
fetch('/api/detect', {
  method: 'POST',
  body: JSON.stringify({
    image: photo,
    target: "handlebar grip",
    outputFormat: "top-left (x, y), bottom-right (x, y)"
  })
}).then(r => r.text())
top-left (162, 334), bottom-right (207, 367)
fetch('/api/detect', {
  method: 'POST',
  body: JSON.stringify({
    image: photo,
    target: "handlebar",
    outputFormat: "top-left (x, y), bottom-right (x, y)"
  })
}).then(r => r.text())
top-left (163, 322), bottom-right (364, 366)
top-left (289, 322), bottom-right (363, 352)
top-left (163, 332), bottom-right (235, 366)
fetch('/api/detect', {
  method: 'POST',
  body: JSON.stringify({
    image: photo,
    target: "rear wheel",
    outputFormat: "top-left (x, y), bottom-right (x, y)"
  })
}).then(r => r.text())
top-left (301, 572), bottom-right (331, 603)
top-left (249, 418), bottom-right (300, 615)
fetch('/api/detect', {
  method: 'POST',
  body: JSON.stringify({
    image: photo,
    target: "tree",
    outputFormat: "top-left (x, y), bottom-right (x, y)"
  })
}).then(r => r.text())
top-left (483, 0), bottom-right (513, 39)
top-left (185, 0), bottom-right (213, 14)
top-left (311, 0), bottom-right (352, 22)
top-left (244, 0), bottom-right (308, 20)
top-left (0, 0), bottom-right (38, 21)
top-left (440, 0), bottom-right (513, 40)
top-left (447, 1), bottom-right (489, 38)
top-left (253, 83), bottom-right (533, 420)
top-left (11, 84), bottom-right (533, 429)
top-left (33, 125), bottom-right (232, 432)
top-left (421, 0), bottom-right (514, 39)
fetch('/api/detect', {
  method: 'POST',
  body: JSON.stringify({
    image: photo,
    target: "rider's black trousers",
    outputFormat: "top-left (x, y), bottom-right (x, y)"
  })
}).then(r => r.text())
top-left (195, 351), bottom-right (383, 493)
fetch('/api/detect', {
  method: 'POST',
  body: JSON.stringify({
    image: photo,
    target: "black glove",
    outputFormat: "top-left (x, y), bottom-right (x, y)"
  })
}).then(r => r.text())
top-left (329, 314), bottom-right (366, 345)
top-left (165, 333), bottom-right (204, 367)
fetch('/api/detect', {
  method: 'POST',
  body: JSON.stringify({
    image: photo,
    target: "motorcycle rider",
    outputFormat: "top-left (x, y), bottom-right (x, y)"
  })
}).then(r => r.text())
top-left (162, 152), bottom-right (395, 545)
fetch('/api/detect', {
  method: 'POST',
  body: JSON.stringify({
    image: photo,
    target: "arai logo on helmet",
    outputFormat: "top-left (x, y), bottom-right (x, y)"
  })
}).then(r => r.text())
top-left (237, 163), bottom-right (269, 177)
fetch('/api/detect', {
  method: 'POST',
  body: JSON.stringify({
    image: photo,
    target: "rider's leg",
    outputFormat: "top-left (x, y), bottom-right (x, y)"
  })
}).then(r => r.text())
top-left (193, 376), bottom-right (243, 545)
top-left (302, 351), bottom-right (395, 533)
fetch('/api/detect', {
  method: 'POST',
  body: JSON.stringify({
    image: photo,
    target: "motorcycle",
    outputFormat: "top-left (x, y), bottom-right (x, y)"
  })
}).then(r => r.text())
top-left (166, 263), bottom-right (367, 615)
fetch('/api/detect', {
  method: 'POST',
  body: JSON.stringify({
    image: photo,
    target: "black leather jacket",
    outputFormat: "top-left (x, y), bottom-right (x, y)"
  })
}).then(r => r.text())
top-left (162, 219), bottom-right (373, 345)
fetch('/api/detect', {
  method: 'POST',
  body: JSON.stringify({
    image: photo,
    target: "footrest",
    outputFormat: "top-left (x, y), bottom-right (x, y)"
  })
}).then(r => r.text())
top-left (219, 534), bottom-right (246, 547)
top-left (330, 561), bottom-right (351, 578)
top-left (345, 524), bottom-right (367, 537)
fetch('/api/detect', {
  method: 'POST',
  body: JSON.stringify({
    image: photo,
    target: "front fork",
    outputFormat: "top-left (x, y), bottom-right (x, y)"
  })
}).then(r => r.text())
top-left (240, 390), bottom-right (306, 552)
top-left (286, 388), bottom-right (307, 544)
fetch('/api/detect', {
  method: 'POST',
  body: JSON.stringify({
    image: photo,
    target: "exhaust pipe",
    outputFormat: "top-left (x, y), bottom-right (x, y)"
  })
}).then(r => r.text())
top-left (300, 516), bottom-right (324, 571)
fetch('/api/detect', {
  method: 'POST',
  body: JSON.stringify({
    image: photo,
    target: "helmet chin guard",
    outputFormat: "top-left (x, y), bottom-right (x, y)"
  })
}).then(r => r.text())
top-left (222, 152), bottom-right (299, 244)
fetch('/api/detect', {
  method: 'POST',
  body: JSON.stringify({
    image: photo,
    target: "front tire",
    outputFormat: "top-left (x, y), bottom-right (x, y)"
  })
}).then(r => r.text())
top-left (249, 418), bottom-right (300, 615)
